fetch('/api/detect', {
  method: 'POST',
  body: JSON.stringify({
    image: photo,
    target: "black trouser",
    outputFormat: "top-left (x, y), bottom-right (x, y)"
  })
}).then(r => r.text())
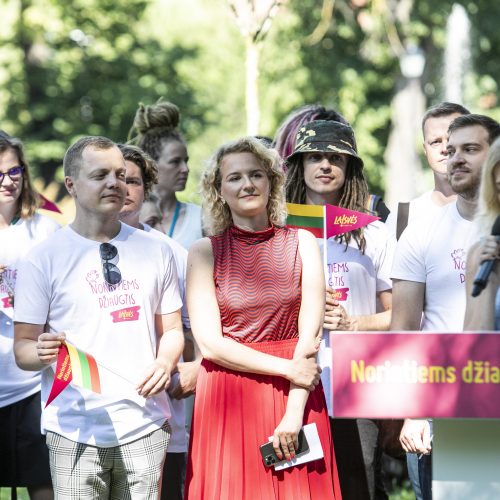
top-left (161, 452), bottom-right (187, 500)
top-left (331, 418), bottom-right (388, 500)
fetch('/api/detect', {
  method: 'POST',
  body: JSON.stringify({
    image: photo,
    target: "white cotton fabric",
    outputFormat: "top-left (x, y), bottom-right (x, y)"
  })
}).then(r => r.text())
top-left (391, 202), bottom-right (473, 332)
top-left (0, 214), bottom-right (60, 407)
top-left (170, 202), bottom-right (203, 250)
top-left (385, 190), bottom-right (438, 239)
top-left (14, 223), bottom-right (182, 447)
top-left (319, 221), bottom-right (396, 416)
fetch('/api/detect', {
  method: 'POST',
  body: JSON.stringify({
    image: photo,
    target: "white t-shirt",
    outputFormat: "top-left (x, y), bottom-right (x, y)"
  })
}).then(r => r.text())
top-left (0, 214), bottom-right (60, 407)
top-left (320, 221), bottom-right (395, 416)
top-left (143, 223), bottom-right (188, 453)
top-left (14, 223), bottom-right (182, 447)
top-left (391, 202), bottom-right (473, 331)
top-left (170, 202), bottom-right (203, 250)
top-left (385, 191), bottom-right (445, 239)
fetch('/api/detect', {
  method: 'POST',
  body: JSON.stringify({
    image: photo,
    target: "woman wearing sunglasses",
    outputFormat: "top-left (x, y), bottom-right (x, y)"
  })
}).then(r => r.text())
top-left (0, 132), bottom-right (59, 499)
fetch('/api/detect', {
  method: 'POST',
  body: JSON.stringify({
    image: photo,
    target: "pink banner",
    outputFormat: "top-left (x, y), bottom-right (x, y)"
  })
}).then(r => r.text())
top-left (331, 332), bottom-right (500, 418)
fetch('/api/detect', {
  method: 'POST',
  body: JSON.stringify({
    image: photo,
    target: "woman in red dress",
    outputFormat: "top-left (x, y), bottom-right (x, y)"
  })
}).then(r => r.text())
top-left (184, 137), bottom-right (341, 499)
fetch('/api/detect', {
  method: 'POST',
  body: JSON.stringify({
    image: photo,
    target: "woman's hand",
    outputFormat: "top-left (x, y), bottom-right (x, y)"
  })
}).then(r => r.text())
top-left (272, 411), bottom-right (303, 462)
top-left (286, 348), bottom-right (321, 390)
top-left (168, 359), bottom-right (201, 399)
top-left (479, 235), bottom-right (500, 263)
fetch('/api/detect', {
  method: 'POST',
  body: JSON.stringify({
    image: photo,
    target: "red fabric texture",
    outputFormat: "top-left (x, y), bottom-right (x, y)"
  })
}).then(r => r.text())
top-left (184, 225), bottom-right (341, 499)
top-left (210, 225), bottom-right (301, 343)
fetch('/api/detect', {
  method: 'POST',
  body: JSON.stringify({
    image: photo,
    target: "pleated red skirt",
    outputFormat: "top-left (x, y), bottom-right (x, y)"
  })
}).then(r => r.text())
top-left (184, 338), bottom-right (341, 500)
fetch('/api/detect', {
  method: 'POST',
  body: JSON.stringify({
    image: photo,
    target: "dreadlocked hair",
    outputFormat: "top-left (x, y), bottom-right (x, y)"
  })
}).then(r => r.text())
top-left (128, 100), bottom-right (184, 161)
top-left (285, 155), bottom-right (369, 253)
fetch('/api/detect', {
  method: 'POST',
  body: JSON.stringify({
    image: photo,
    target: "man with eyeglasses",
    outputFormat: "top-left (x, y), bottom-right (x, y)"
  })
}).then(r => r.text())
top-left (13, 136), bottom-right (184, 499)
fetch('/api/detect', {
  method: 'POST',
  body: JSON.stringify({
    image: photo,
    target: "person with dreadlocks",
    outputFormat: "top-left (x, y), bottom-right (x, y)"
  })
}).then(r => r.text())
top-left (274, 104), bottom-right (390, 222)
top-left (285, 120), bottom-right (395, 500)
top-left (129, 100), bottom-right (203, 250)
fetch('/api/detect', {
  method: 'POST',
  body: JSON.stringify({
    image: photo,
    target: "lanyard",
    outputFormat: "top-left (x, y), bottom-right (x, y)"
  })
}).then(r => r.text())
top-left (168, 201), bottom-right (181, 238)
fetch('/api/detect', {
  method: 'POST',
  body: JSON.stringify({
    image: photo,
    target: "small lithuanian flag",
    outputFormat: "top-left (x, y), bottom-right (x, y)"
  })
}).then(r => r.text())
top-left (65, 341), bottom-right (101, 393)
top-left (286, 203), bottom-right (325, 238)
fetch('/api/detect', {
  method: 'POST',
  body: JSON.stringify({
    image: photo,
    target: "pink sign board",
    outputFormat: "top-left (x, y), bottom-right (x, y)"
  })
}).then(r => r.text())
top-left (330, 332), bottom-right (500, 418)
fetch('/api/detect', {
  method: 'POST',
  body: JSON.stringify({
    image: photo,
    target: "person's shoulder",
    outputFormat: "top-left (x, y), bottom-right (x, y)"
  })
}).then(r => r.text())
top-left (297, 227), bottom-right (320, 250)
top-left (31, 212), bottom-right (61, 231)
top-left (363, 220), bottom-right (395, 249)
top-left (188, 237), bottom-right (213, 267)
top-left (17, 213), bottom-right (60, 240)
top-left (183, 202), bottom-right (202, 216)
top-left (22, 224), bottom-right (70, 263)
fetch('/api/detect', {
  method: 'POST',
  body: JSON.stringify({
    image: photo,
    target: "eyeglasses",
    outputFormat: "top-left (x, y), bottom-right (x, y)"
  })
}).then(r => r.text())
top-left (0, 166), bottom-right (24, 187)
top-left (99, 243), bottom-right (122, 286)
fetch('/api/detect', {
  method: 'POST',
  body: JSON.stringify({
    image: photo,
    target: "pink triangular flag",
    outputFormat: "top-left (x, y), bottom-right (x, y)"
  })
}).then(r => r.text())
top-left (45, 343), bottom-right (73, 407)
top-left (39, 194), bottom-right (62, 214)
top-left (325, 204), bottom-right (379, 238)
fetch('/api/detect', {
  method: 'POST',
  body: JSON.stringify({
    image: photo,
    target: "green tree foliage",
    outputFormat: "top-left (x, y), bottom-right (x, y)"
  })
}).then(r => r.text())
top-left (0, 0), bottom-right (202, 194)
top-left (1, 0), bottom-right (499, 204)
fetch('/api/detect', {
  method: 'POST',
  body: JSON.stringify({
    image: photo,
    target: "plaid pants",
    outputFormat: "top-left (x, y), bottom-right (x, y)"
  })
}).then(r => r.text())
top-left (46, 421), bottom-right (170, 499)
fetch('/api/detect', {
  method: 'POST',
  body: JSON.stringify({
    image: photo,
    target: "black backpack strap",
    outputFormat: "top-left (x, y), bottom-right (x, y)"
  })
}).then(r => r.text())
top-left (396, 202), bottom-right (410, 241)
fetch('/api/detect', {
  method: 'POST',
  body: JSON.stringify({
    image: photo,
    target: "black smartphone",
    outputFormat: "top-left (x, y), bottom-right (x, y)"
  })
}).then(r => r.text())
top-left (259, 428), bottom-right (310, 467)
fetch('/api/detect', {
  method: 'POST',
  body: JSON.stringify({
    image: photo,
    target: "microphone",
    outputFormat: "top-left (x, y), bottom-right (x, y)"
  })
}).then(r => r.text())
top-left (471, 215), bottom-right (500, 297)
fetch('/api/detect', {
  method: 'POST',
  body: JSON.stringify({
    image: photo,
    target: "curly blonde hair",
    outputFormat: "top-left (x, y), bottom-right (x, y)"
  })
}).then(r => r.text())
top-left (202, 137), bottom-right (287, 235)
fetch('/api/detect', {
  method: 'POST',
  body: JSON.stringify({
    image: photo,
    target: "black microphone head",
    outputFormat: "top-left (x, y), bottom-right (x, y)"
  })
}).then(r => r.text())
top-left (492, 215), bottom-right (500, 236)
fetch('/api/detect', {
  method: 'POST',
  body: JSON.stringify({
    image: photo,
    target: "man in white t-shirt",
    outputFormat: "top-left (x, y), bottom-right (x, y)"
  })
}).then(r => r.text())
top-left (385, 102), bottom-right (470, 239)
top-left (13, 136), bottom-right (184, 499)
top-left (391, 114), bottom-right (500, 500)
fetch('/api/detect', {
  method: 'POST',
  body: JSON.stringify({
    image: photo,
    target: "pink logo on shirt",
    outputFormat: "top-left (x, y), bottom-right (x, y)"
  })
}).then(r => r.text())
top-left (1, 295), bottom-right (13, 308)
top-left (331, 288), bottom-right (349, 301)
top-left (451, 248), bottom-right (466, 283)
top-left (110, 306), bottom-right (141, 323)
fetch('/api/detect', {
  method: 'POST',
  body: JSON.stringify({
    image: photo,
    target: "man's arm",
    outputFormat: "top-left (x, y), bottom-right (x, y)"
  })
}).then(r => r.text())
top-left (14, 323), bottom-right (65, 370)
top-left (136, 310), bottom-right (184, 398)
top-left (390, 278), bottom-right (431, 453)
top-left (390, 279), bottom-right (425, 331)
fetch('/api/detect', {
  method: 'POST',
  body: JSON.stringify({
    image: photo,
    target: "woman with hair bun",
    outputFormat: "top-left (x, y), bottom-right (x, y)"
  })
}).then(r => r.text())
top-left (129, 100), bottom-right (203, 249)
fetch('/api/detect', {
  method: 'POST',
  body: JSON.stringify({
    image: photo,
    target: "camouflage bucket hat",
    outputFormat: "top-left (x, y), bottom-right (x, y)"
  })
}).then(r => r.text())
top-left (287, 120), bottom-right (364, 169)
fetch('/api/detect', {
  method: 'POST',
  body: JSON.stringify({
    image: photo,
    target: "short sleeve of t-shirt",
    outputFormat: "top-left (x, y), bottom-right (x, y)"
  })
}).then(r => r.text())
top-left (14, 258), bottom-right (52, 325)
top-left (156, 241), bottom-right (182, 316)
top-left (391, 217), bottom-right (429, 284)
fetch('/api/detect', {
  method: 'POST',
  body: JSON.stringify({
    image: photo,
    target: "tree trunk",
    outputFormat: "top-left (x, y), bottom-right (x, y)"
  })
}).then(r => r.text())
top-left (245, 37), bottom-right (260, 135)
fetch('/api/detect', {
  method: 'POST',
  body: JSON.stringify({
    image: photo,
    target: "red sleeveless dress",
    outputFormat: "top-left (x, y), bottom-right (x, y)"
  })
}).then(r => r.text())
top-left (184, 225), bottom-right (341, 500)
